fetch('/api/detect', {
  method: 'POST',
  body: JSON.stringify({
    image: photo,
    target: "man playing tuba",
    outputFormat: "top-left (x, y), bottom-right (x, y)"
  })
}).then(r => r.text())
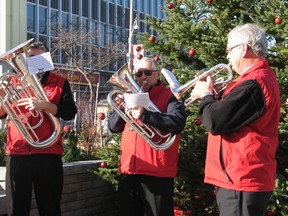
top-left (0, 41), bottom-right (77, 216)
top-left (108, 57), bottom-right (186, 216)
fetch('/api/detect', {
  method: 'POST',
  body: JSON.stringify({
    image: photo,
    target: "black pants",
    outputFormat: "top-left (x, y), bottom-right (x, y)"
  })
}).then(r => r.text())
top-left (118, 174), bottom-right (174, 216)
top-left (6, 154), bottom-right (63, 216)
top-left (215, 187), bottom-right (272, 216)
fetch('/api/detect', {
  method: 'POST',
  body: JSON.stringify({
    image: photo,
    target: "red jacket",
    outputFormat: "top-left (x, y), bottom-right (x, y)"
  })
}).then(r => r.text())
top-left (204, 60), bottom-right (280, 191)
top-left (6, 73), bottom-right (65, 155)
top-left (119, 84), bottom-right (181, 177)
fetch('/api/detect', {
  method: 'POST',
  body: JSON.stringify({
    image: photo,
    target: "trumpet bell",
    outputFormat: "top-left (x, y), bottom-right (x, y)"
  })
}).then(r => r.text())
top-left (161, 63), bottom-right (233, 106)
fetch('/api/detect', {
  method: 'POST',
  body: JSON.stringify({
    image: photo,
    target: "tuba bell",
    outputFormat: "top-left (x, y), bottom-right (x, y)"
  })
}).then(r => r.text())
top-left (0, 38), bottom-right (61, 148)
top-left (161, 63), bottom-right (233, 106)
top-left (106, 63), bottom-right (176, 151)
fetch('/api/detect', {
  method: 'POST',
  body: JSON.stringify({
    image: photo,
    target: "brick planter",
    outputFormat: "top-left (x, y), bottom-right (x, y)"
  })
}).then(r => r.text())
top-left (0, 160), bottom-right (118, 216)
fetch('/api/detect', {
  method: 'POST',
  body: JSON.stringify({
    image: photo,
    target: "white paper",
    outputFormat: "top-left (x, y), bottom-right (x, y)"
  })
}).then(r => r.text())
top-left (26, 52), bottom-right (54, 75)
top-left (161, 68), bottom-right (180, 89)
top-left (123, 93), bottom-right (150, 108)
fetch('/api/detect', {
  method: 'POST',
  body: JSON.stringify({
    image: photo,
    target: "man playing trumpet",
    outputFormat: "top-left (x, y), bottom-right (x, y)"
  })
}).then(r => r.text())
top-left (190, 23), bottom-right (280, 216)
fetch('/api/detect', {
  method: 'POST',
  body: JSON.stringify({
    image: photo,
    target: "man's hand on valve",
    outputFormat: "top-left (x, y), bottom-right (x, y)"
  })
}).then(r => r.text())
top-left (126, 106), bottom-right (144, 120)
top-left (17, 97), bottom-right (44, 111)
top-left (190, 75), bottom-right (214, 100)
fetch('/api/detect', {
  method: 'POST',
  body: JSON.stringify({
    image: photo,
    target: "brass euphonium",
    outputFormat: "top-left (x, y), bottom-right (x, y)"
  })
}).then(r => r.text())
top-left (0, 38), bottom-right (61, 148)
top-left (161, 63), bottom-right (233, 106)
top-left (106, 63), bottom-right (176, 151)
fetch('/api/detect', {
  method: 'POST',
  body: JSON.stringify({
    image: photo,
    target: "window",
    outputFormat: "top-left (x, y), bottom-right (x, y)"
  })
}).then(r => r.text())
top-left (124, 8), bottom-right (129, 28)
top-left (109, 3), bottom-right (115, 25)
top-left (39, 7), bottom-right (47, 34)
top-left (51, 0), bottom-right (58, 9)
top-left (62, 0), bottom-right (69, 12)
top-left (50, 10), bottom-right (59, 36)
top-left (92, 1), bottom-right (98, 20)
top-left (99, 23), bottom-right (107, 47)
top-left (82, 0), bottom-right (89, 17)
top-left (139, 13), bottom-right (145, 33)
top-left (39, 0), bottom-right (47, 6)
top-left (72, 15), bottom-right (80, 31)
top-left (72, 0), bottom-right (79, 15)
top-left (91, 21), bottom-right (98, 45)
top-left (27, 4), bottom-right (35, 32)
top-left (62, 12), bottom-right (69, 31)
top-left (117, 5), bottom-right (123, 27)
top-left (100, 1), bottom-right (107, 22)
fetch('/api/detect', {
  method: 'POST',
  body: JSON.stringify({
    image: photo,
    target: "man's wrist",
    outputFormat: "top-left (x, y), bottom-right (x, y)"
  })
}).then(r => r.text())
top-left (201, 92), bottom-right (213, 98)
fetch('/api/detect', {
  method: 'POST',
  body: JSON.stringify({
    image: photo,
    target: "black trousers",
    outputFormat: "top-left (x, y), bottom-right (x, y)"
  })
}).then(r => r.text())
top-left (6, 154), bottom-right (63, 216)
top-left (118, 174), bottom-right (174, 216)
top-left (215, 187), bottom-right (272, 216)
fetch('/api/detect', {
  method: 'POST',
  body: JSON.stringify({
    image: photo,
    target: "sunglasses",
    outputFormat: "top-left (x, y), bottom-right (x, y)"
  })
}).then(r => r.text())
top-left (135, 70), bottom-right (158, 77)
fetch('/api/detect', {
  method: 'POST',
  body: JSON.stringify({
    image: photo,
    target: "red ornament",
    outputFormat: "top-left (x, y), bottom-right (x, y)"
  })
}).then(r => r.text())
top-left (154, 56), bottom-right (160, 61)
top-left (149, 35), bottom-right (156, 43)
top-left (98, 112), bottom-right (106, 120)
top-left (194, 119), bottom-right (201, 125)
top-left (274, 16), bottom-right (282, 25)
top-left (167, 3), bottom-right (175, 9)
top-left (100, 161), bottom-right (107, 168)
top-left (188, 48), bottom-right (196, 57)
top-left (178, 0), bottom-right (183, 3)
top-left (63, 125), bottom-right (70, 133)
top-left (135, 46), bottom-right (142, 52)
top-left (137, 53), bottom-right (143, 59)
top-left (207, 0), bottom-right (213, 3)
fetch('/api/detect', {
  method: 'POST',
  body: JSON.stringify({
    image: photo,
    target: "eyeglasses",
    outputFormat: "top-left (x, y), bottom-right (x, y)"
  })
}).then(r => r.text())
top-left (135, 69), bottom-right (158, 77)
top-left (226, 43), bottom-right (244, 54)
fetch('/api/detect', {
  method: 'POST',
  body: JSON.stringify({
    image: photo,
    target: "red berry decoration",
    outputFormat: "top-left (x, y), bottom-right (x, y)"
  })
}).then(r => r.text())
top-left (98, 112), bottom-right (106, 120)
top-left (154, 56), bottom-right (160, 61)
top-left (149, 35), bottom-right (156, 43)
top-left (135, 46), bottom-right (142, 52)
top-left (207, 0), bottom-right (213, 3)
top-left (188, 48), bottom-right (196, 57)
top-left (100, 161), bottom-right (107, 168)
top-left (63, 125), bottom-right (70, 133)
top-left (194, 119), bottom-right (201, 125)
top-left (137, 53), bottom-right (143, 59)
top-left (167, 3), bottom-right (175, 9)
top-left (274, 16), bottom-right (282, 25)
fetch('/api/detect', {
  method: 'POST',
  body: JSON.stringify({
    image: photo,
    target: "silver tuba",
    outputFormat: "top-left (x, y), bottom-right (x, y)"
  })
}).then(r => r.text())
top-left (161, 63), bottom-right (233, 106)
top-left (0, 38), bottom-right (61, 148)
top-left (106, 63), bottom-right (176, 151)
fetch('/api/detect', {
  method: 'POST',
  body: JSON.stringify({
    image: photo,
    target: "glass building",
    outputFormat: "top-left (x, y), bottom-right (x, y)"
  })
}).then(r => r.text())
top-left (26, 0), bottom-right (167, 98)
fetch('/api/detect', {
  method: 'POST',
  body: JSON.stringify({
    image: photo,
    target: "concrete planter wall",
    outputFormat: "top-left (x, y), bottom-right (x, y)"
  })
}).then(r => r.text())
top-left (0, 160), bottom-right (118, 216)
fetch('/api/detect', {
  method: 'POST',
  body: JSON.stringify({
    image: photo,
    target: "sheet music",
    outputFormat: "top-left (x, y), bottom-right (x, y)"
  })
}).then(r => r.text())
top-left (123, 92), bottom-right (150, 108)
top-left (26, 52), bottom-right (54, 75)
top-left (161, 68), bottom-right (180, 89)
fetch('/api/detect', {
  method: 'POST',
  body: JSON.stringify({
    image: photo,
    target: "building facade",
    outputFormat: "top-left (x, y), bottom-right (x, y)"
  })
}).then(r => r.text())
top-left (0, 0), bottom-right (166, 99)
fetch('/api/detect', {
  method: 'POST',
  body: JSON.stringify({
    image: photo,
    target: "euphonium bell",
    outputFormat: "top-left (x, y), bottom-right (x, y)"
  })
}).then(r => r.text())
top-left (161, 63), bottom-right (233, 106)
top-left (106, 63), bottom-right (176, 151)
top-left (0, 39), bottom-right (61, 148)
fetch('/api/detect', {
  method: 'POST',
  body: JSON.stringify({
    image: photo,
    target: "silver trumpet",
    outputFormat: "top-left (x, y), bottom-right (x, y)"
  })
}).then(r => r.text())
top-left (0, 39), bottom-right (61, 148)
top-left (161, 63), bottom-right (233, 106)
top-left (106, 63), bottom-right (176, 151)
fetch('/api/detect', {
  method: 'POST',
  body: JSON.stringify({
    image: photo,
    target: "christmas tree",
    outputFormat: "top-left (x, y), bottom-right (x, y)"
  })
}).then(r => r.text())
top-left (96, 0), bottom-right (288, 215)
